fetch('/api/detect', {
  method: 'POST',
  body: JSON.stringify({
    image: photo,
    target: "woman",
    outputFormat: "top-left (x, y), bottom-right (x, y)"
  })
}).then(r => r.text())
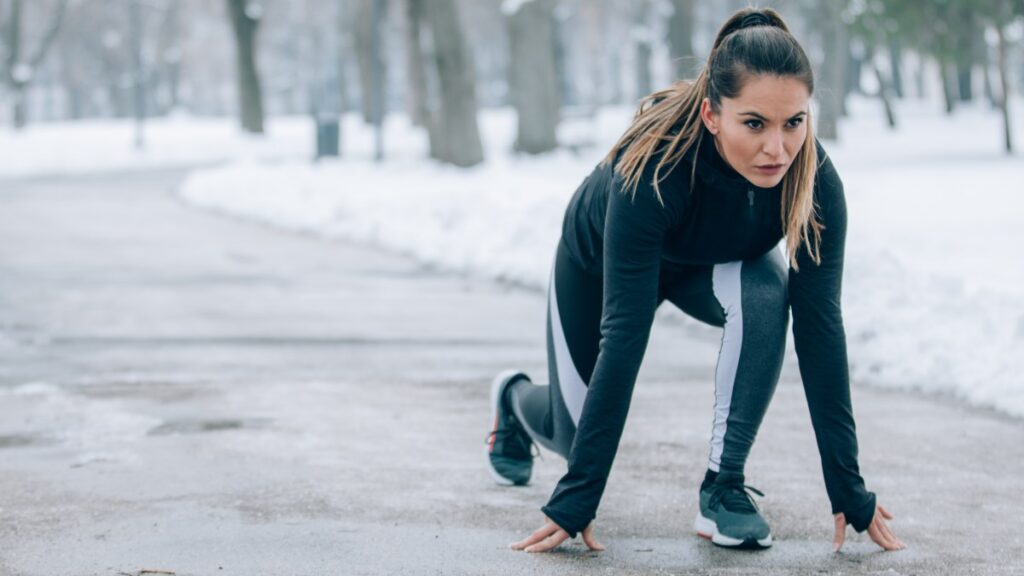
top-left (485, 8), bottom-right (905, 553)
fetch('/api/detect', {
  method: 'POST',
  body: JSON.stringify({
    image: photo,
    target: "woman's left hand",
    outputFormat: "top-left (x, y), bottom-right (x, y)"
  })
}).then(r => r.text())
top-left (510, 516), bottom-right (605, 553)
top-left (833, 504), bottom-right (906, 552)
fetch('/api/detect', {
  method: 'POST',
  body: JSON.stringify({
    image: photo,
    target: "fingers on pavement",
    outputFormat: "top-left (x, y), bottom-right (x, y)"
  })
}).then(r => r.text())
top-left (510, 523), bottom-right (559, 551)
top-left (581, 525), bottom-right (605, 551)
top-left (870, 516), bottom-right (906, 551)
top-left (832, 513), bottom-right (846, 552)
top-left (524, 529), bottom-right (569, 553)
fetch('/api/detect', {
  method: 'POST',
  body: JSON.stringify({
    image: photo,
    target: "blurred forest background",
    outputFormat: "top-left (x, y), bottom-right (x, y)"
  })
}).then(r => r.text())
top-left (1, 0), bottom-right (1022, 164)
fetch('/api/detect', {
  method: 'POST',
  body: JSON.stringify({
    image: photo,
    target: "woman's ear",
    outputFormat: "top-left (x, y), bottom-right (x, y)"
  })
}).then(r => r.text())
top-left (700, 98), bottom-right (719, 135)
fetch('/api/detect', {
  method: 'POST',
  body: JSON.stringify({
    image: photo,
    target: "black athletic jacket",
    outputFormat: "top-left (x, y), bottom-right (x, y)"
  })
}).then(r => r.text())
top-left (540, 130), bottom-right (877, 536)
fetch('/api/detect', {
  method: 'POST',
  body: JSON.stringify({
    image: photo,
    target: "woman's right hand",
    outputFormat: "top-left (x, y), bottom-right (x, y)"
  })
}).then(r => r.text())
top-left (833, 504), bottom-right (906, 552)
top-left (509, 516), bottom-right (605, 553)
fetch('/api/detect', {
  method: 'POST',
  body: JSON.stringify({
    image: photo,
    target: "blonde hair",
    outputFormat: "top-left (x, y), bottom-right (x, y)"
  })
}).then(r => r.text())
top-left (602, 8), bottom-right (824, 269)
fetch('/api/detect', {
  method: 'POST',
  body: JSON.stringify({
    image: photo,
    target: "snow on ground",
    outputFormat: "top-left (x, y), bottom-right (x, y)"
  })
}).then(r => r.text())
top-left (178, 96), bottom-right (1024, 419)
top-left (0, 113), bottom-right (314, 178)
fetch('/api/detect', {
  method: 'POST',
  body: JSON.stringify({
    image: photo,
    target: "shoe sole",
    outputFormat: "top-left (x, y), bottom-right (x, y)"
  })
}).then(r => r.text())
top-left (694, 513), bottom-right (773, 549)
top-left (486, 369), bottom-right (532, 487)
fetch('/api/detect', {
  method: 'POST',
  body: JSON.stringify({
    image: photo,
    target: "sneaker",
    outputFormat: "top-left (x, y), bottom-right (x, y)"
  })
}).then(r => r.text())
top-left (694, 473), bottom-right (773, 549)
top-left (485, 370), bottom-right (535, 486)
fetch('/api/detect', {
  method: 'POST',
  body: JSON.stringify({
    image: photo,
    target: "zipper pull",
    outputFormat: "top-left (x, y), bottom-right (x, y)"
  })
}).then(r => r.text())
top-left (748, 189), bottom-right (755, 207)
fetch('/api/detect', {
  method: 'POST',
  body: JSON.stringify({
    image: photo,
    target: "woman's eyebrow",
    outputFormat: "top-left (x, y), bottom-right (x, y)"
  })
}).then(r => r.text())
top-left (739, 111), bottom-right (808, 120)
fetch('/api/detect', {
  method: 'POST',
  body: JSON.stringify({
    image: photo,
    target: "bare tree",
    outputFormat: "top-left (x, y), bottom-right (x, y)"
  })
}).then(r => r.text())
top-left (814, 0), bottom-right (847, 141)
top-left (886, 37), bottom-right (904, 99)
top-left (352, 0), bottom-right (384, 125)
top-left (632, 0), bottom-right (653, 100)
top-left (667, 0), bottom-right (696, 80)
top-left (982, 0), bottom-right (1017, 153)
top-left (405, 0), bottom-right (428, 127)
top-left (226, 0), bottom-right (264, 133)
top-left (337, 0), bottom-right (352, 115)
top-left (993, 21), bottom-right (1012, 153)
top-left (157, 0), bottom-right (182, 113)
top-left (507, 0), bottom-right (559, 154)
top-left (0, 0), bottom-right (67, 129)
top-left (416, 0), bottom-right (482, 166)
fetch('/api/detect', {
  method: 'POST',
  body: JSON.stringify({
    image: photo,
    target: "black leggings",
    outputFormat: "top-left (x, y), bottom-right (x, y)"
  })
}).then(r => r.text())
top-left (509, 239), bottom-right (789, 479)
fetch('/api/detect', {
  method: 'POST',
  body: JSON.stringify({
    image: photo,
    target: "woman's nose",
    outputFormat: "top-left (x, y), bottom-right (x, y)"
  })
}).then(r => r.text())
top-left (762, 129), bottom-right (784, 158)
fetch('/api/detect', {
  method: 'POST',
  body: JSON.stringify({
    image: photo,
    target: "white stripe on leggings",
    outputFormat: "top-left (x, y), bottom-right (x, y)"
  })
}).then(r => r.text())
top-left (708, 261), bottom-right (744, 472)
top-left (549, 268), bottom-right (588, 426)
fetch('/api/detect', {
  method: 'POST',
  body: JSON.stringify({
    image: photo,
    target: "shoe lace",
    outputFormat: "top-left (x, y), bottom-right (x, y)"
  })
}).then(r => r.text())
top-left (708, 482), bottom-right (765, 514)
top-left (484, 427), bottom-right (541, 459)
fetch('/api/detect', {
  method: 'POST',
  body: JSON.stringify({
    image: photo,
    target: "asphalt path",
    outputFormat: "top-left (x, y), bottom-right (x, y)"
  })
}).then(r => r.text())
top-left (0, 169), bottom-right (1021, 575)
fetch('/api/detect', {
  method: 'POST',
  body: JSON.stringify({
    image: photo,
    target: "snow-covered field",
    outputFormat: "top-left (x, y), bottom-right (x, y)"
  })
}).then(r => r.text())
top-left (3, 96), bottom-right (1021, 419)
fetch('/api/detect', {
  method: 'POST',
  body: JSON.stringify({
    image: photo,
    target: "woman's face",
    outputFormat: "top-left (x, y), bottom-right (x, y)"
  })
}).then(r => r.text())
top-left (700, 75), bottom-right (810, 189)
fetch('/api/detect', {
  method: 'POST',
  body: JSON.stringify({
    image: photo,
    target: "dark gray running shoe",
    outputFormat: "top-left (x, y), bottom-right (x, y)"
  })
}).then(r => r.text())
top-left (485, 370), bottom-right (535, 486)
top-left (694, 476), bottom-right (773, 549)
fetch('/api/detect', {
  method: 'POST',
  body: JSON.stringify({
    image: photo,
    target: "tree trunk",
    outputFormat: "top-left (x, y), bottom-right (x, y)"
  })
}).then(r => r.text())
top-left (608, 48), bottom-right (623, 105)
top-left (553, 9), bottom-right (573, 107)
top-left (976, 27), bottom-right (997, 110)
top-left (337, 0), bottom-right (352, 115)
top-left (353, 0), bottom-right (383, 125)
top-left (887, 37), bottom-right (904, 99)
top-left (4, 0), bottom-right (25, 128)
top-left (633, 1), bottom-right (652, 100)
top-left (940, 58), bottom-right (957, 114)
top-left (130, 0), bottom-right (145, 149)
top-left (954, 61), bottom-right (973, 103)
top-left (846, 38), bottom-right (863, 98)
top-left (158, 0), bottom-right (182, 113)
top-left (995, 23), bottom-right (1013, 153)
top-left (836, 15), bottom-right (850, 117)
top-left (3, 0), bottom-right (67, 129)
top-left (226, 0), bottom-right (265, 133)
top-left (816, 1), bottom-right (844, 141)
top-left (954, 7), bottom-right (977, 103)
top-left (12, 83), bottom-right (27, 128)
top-left (423, 0), bottom-right (483, 167)
top-left (405, 0), bottom-right (429, 127)
top-left (508, 0), bottom-right (559, 154)
top-left (667, 0), bottom-right (695, 80)
top-left (873, 61), bottom-right (897, 129)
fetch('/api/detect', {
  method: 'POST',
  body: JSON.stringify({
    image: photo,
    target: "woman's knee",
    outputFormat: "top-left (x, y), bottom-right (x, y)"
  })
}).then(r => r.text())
top-left (742, 249), bottom-right (789, 313)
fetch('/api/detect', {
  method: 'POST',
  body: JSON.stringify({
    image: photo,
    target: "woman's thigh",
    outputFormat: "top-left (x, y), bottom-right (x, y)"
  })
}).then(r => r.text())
top-left (659, 265), bottom-right (726, 327)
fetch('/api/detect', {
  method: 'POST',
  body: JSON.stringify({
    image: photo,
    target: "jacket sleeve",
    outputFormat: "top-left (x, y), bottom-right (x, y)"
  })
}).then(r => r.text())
top-left (540, 173), bottom-right (674, 537)
top-left (788, 146), bottom-right (877, 533)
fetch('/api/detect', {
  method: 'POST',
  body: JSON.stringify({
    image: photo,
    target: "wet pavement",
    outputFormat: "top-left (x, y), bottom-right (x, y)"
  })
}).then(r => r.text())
top-left (0, 169), bottom-right (1021, 575)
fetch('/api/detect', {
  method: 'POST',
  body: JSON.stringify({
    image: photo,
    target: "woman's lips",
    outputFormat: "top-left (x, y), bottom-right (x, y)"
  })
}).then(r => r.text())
top-left (754, 164), bottom-right (784, 175)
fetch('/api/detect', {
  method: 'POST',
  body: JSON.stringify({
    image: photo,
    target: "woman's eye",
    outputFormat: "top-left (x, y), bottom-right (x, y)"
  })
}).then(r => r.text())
top-left (744, 120), bottom-right (763, 130)
top-left (787, 118), bottom-right (804, 128)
